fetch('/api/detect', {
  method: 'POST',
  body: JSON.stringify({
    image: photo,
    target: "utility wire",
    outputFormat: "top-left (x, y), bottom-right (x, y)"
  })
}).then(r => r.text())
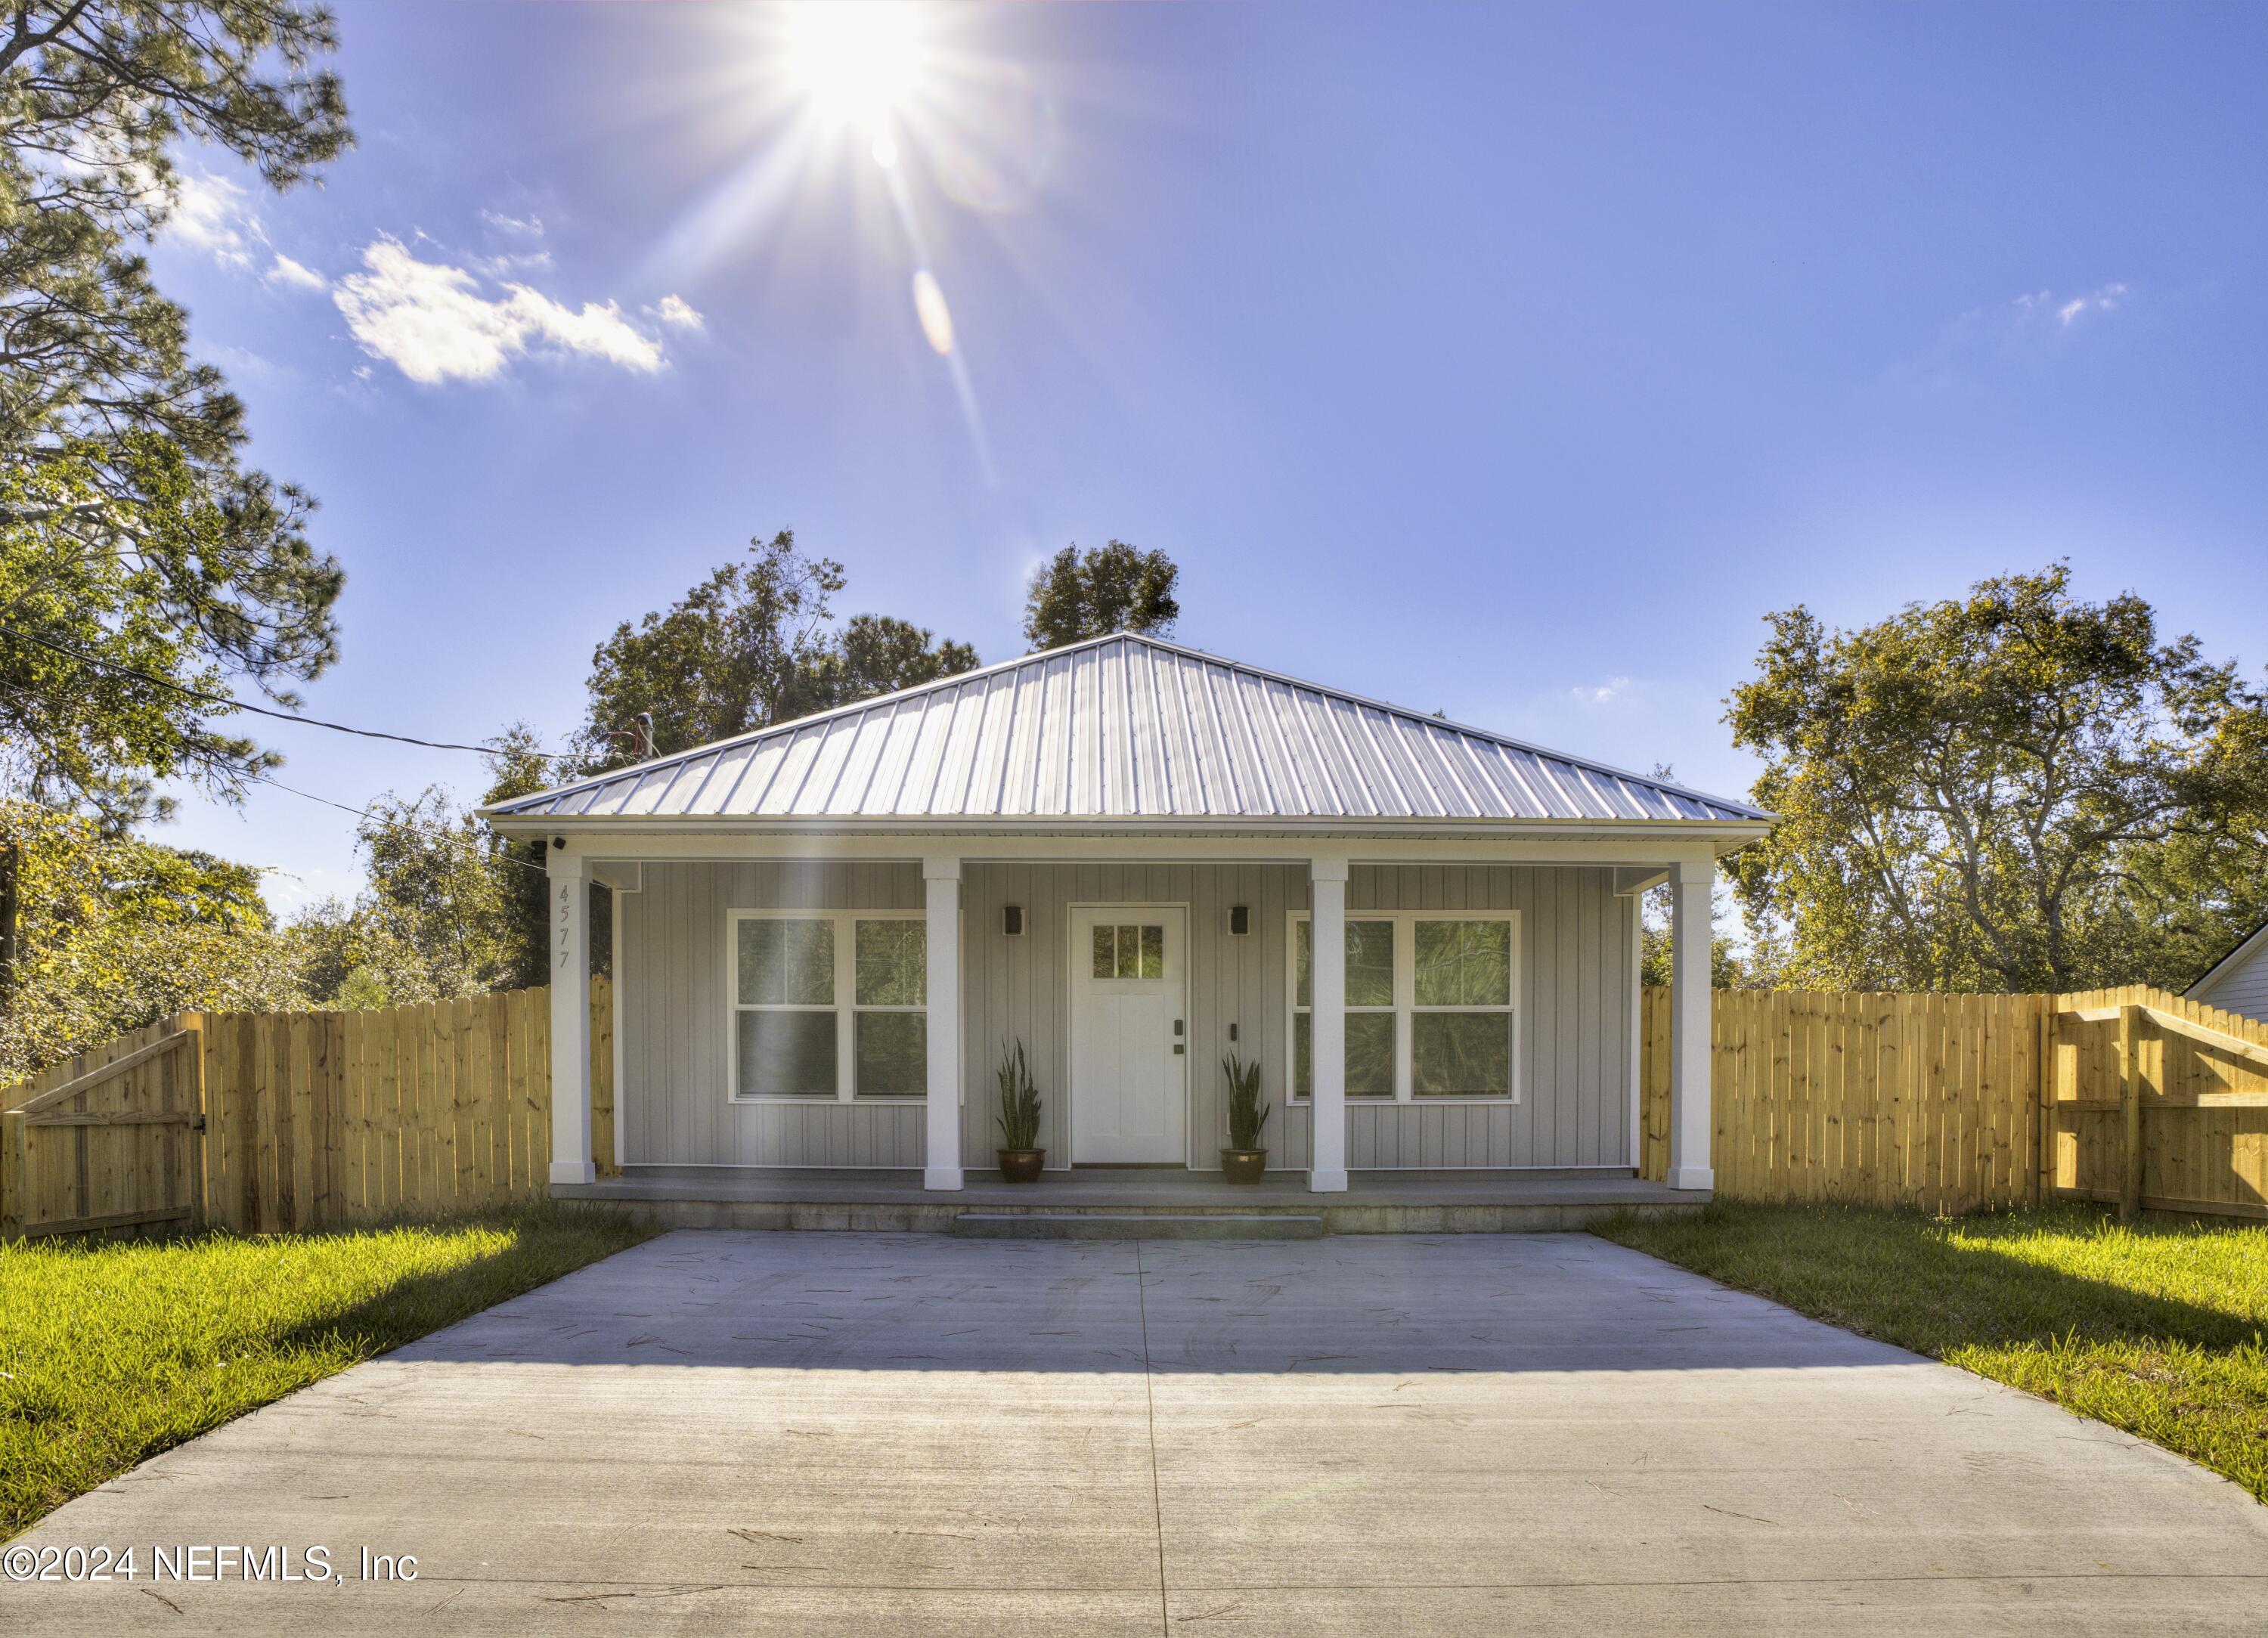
top-left (246, 769), bottom-right (553, 875)
top-left (0, 624), bottom-right (584, 762)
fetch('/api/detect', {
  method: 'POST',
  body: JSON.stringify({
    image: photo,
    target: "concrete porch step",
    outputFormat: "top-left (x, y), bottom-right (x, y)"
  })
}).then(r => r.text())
top-left (952, 1212), bottom-right (1326, 1241)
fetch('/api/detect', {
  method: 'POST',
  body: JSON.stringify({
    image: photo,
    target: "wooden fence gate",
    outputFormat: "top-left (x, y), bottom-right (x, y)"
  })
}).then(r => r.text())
top-left (2, 979), bottom-right (613, 1239)
top-left (1639, 982), bottom-right (2268, 1219)
top-left (0, 1016), bottom-right (206, 1239)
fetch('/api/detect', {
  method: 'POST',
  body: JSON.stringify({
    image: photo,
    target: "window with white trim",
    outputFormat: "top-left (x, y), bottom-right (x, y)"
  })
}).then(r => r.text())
top-left (731, 911), bottom-right (926, 1100)
top-left (1289, 910), bottom-right (1520, 1101)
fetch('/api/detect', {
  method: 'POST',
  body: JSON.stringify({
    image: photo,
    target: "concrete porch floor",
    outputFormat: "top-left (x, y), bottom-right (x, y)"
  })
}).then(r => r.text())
top-left (552, 1165), bottom-right (1703, 1234)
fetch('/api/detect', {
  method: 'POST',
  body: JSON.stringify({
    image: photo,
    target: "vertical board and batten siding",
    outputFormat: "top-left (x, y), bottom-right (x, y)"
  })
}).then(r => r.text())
top-left (620, 860), bottom-right (1637, 1171)
top-left (2191, 940), bottom-right (2268, 1023)
top-left (958, 860), bottom-right (1304, 1169)
top-left (1285, 865), bottom-right (1635, 1171)
top-left (617, 860), bottom-right (928, 1167)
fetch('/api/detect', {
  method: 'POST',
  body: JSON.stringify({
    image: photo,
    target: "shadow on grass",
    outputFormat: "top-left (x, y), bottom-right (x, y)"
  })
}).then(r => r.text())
top-left (260, 1206), bottom-right (655, 1362)
top-left (1594, 1199), bottom-right (2266, 1358)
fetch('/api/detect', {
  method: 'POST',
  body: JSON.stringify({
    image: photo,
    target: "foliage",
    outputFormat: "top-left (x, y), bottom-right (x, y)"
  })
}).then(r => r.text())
top-left (0, 1206), bottom-right (655, 1535)
top-left (1021, 540), bottom-right (1180, 652)
top-left (1637, 881), bottom-right (1759, 989)
top-left (277, 723), bottom-right (606, 1010)
top-left (478, 723), bottom-right (559, 992)
top-left (995, 1038), bottom-right (1041, 1150)
top-left (576, 531), bottom-right (977, 774)
top-left (1221, 1050), bottom-right (1269, 1150)
top-left (0, 3), bottom-right (352, 823)
top-left (1727, 565), bottom-right (2268, 992)
top-left (1594, 1199), bottom-right (2268, 1503)
top-left (0, 799), bottom-right (303, 1081)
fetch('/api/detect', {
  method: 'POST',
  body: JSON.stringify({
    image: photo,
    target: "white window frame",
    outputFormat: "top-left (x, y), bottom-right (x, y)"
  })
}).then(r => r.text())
top-left (727, 909), bottom-right (927, 1103)
top-left (1286, 908), bottom-right (1522, 1104)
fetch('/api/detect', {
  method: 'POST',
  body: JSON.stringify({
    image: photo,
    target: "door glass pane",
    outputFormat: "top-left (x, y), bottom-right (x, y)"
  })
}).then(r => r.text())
top-left (739, 918), bottom-right (834, 1006)
top-left (1138, 924), bottom-right (1164, 979)
top-left (1295, 918), bottom-right (1394, 1007)
top-left (737, 1010), bottom-right (836, 1095)
top-left (1092, 924), bottom-right (1115, 979)
top-left (1346, 921), bottom-right (1394, 1008)
top-left (1294, 1011), bottom-right (1311, 1095)
top-left (1346, 1012), bottom-right (1395, 1096)
top-left (855, 919), bottom-right (926, 1006)
top-left (1412, 1013), bottom-right (1513, 1096)
top-left (1415, 921), bottom-right (1511, 1008)
top-left (856, 1011), bottom-right (928, 1095)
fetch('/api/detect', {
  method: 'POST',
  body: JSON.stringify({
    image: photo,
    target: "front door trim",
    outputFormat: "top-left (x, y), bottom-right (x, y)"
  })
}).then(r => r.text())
top-left (1064, 902), bottom-right (1191, 1169)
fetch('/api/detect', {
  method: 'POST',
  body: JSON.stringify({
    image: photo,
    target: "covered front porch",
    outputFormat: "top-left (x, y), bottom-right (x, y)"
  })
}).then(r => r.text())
top-left (538, 838), bottom-right (1726, 1201)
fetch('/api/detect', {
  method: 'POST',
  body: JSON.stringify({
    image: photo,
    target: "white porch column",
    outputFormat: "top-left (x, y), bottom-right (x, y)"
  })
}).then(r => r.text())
top-left (1667, 856), bottom-right (1715, 1192)
top-left (923, 855), bottom-right (964, 1191)
top-left (1308, 855), bottom-right (1350, 1193)
top-left (547, 852), bottom-right (595, 1187)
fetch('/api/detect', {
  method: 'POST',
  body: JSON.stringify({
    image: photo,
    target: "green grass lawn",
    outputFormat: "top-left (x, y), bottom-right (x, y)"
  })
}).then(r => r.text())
top-left (1595, 1200), bottom-right (2268, 1502)
top-left (0, 1206), bottom-right (655, 1537)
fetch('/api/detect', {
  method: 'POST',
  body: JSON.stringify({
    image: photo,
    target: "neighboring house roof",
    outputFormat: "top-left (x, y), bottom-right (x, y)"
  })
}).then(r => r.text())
top-left (2188, 914), bottom-right (2268, 1007)
top-left (483, 631), bottom-right (1773, 830)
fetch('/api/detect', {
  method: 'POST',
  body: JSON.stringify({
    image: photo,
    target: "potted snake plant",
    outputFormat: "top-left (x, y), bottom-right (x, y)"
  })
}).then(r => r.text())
top-left (996, 1039), bottom-right (1045, 1182)
top-left (1219, 1051), bottom-right (1270, 1183)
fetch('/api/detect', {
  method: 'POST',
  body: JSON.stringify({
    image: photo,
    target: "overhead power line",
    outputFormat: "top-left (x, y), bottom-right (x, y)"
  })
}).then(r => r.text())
top-left (0, 624), bottom-right (582, 762)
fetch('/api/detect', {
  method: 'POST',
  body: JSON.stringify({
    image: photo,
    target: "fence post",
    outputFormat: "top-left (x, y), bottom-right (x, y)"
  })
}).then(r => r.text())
top-left (2118, 1002), bottom-right (2143, 1223)
top-left (2041, 989), bottom-right (2059, 1206)
top-left (0, 1109), bottom-right (23, 1238)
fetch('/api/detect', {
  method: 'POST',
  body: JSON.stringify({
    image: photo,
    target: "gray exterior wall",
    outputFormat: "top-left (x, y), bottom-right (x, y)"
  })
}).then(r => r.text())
top-left (2193, 934), bottom-right (2268, 1023)
top-left (615, 858), bottom-right (1637, 1171)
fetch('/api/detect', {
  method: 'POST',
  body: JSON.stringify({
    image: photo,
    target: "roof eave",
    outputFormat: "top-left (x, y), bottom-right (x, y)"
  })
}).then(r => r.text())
top-left (481, 810), bottom-right (1777, 846)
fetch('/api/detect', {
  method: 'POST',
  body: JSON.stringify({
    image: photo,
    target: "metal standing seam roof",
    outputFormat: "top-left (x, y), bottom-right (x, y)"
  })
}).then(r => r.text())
top-left (484, 632), bottom-right (1773, 827)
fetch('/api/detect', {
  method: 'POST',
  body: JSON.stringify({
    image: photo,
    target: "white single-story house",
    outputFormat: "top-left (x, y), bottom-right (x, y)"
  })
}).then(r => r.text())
top-left (482, 632), bottom-right (1770, 1212)
top-left (2189, 917), bottom-right (2268, 1022)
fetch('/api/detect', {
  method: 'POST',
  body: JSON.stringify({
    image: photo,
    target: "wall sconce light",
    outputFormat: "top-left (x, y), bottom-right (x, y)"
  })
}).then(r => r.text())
top-left (1228, 904), bottom-right (1250, 937)
top-left (1004, 905), bottom-right (1024, 937)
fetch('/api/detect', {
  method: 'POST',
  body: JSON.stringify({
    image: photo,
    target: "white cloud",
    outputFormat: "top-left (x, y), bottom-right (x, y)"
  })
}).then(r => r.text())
top-left (167, 172), bottom-right (265, 267)
top-left (263, 252), bottom-right (329, 293)
top-left (651, 293), bottom-right (704, 329)
top-left (1892, 282), bottom-right (2136, 392)
top-left (2053, 282), bottom-right (2127, 327)
top-left (1570, 676), bottom-right (1634, 706)
top-left (480, 209), bottom-right (544, 237)
top-left (331, 237), bottom-right (669, 384)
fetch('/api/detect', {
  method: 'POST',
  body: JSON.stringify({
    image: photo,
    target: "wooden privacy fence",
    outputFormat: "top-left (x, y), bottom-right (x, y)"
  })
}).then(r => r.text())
top-left (1641, 983), bottom-right (2268, 1219)
top-left (1, 978), bottom-right (612, 1238)
top-left (9, 977), bottom-right (2266, 1237)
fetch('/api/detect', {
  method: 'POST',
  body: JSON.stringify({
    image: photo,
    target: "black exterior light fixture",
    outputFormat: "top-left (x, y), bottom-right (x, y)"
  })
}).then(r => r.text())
top-left (1004, 905), bottom-right (1024, 937)
top-left (1228, 904), bottom-right (1251, 937)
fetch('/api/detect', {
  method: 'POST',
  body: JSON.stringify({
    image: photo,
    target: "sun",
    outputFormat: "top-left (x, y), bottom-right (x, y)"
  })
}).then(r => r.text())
top-left (784, 2), bottom-right (930, 132)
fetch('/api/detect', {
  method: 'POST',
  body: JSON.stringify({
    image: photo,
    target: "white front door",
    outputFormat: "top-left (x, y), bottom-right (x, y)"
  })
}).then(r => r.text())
top-left (1069, 906), bottom-right (1188, 1164)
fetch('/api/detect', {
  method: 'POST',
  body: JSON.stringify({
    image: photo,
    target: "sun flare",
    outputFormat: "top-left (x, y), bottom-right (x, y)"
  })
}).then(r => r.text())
top-left (784, 2), bottom-right (929, 130)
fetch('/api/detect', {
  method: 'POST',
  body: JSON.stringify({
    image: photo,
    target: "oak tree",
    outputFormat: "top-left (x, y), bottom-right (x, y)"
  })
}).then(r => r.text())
top-left (1726, 566), bottom-right (2268, 992)
top-left (1021, 540), bottom-right (1179, 652)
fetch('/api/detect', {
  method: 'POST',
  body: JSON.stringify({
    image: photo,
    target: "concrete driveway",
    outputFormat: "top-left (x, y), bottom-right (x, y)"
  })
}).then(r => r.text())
top-left (12, 1229), bottom-right (2268, 1635)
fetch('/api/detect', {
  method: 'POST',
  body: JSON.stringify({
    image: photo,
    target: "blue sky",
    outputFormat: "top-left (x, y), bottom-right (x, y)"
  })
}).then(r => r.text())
top-left (149, 1), bottom-right (2268, 911)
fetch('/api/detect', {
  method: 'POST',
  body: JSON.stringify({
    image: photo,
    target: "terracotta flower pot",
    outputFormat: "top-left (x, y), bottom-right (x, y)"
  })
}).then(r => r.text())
top-left (997, 1147), bottom-right (1046, 1183)
top-left (1219, 1147), bottom-right (1268, 1184)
